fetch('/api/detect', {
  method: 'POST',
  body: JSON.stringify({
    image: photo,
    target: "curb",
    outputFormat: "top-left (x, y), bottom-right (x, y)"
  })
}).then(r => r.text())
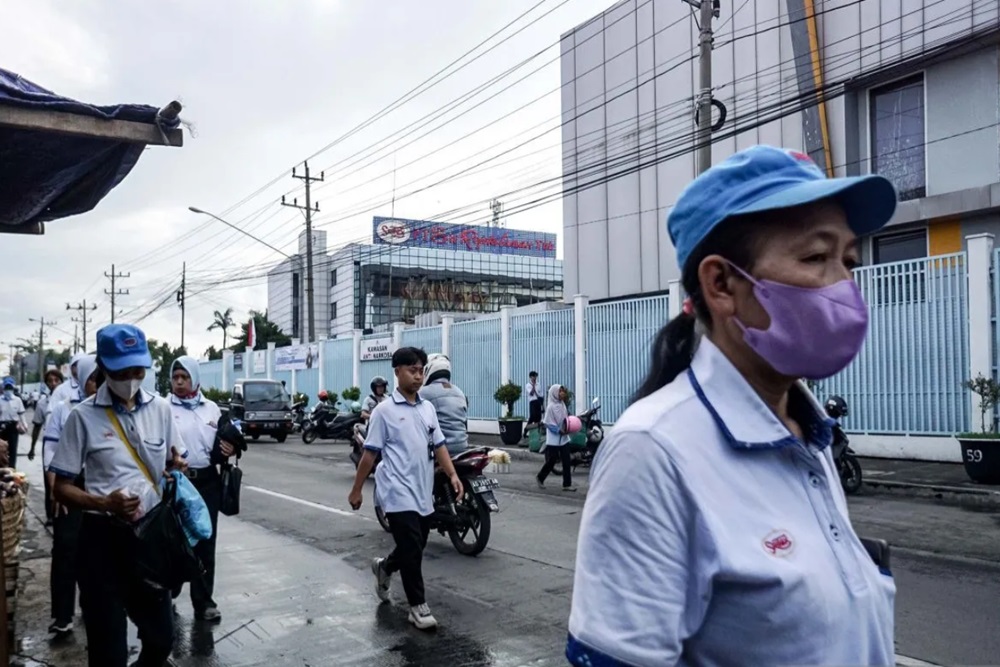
top-left (862, 479), bottom-right (1000, 508)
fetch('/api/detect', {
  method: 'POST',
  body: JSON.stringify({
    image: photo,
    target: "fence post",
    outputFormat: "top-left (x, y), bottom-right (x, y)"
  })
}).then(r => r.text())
top-left (967, 233), bottom-right (994, 430)
top-left (291, 368), bottom-right (297, 397)
top-left (244, 346), bottom-right (252, 378)
top-left (667, 279), bottom-right (684, 320)
top-left (574, 294), bottom-right (589, 411)
top-left (352, 330), bottom-right (362, 389)
top-left (266, 342), bottom-right (276, 379)
top-left (441, 316), bottom-right (454, 358)
top-left (318, 341), bottom-right (327, 393)
top-left (500, 306), bottom-right (513, 384)
top-left (221, 349), bottom-right (233, 391)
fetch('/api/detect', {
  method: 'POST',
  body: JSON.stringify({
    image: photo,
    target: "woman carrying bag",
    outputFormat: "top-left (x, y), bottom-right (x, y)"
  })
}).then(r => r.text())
top-left (535, 384), bottom-right (575, 492)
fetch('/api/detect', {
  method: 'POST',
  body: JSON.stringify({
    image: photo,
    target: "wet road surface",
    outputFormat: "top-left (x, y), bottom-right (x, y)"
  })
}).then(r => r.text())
top-left (16, 436), bottom-right (1000, 665)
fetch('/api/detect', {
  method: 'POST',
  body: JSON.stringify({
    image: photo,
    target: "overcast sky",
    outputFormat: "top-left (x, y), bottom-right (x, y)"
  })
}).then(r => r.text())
top-left (1, 0), bottom-right (616, 362)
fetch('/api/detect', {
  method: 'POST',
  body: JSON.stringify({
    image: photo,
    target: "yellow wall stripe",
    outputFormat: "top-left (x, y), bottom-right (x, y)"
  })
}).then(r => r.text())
top-left (803, 0), bottom-right (834, 177)
top-left (928, 218), bottom-right (962, 256)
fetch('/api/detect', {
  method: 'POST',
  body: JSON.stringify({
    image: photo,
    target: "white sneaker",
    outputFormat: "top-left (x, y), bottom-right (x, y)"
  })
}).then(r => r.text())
top-left (408, 603), bottom-right (438, 630)
top-left (371, 557), bottom-right (391, 602)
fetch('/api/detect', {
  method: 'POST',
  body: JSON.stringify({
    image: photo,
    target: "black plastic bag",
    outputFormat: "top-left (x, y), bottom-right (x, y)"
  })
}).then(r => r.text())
top-left (132, 477), bottom-right (205, 592)
top-left (220, 460), bottom-right (242, 517)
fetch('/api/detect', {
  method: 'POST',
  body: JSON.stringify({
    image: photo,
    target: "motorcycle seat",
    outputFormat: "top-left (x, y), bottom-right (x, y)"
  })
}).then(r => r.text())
top-left (451, 447), bottom-right (489, 463)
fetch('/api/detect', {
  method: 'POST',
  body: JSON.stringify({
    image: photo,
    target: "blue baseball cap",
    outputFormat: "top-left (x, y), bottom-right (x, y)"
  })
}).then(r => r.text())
top-left (96, 324), bottom-right (152, 372)
top-left (667, 145), bottom-right (898, 270)
top-left (2, 376), bottom-right (15, 388)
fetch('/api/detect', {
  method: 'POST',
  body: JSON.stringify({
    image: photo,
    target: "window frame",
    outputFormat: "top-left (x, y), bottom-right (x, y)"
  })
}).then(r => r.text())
top-left (867, 72), bottom-right (927, 201)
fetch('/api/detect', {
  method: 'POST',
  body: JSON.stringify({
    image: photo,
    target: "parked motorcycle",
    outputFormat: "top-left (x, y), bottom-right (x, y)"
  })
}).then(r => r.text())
top-left (374, 446), bottom-right (500, 556)
top-left (825, 395), bottom-right (863, 494)
top-left (290, 400), bottom-right (308, 433)
top-left (350, 421), bottom-right (380, 475)
top-left (302, 402), bottom-right (363, 444)
top-left (553, 397), bottom-right (605, 475)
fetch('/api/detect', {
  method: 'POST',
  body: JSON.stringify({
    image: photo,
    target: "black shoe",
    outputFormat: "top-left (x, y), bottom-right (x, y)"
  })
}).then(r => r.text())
top-left (196, 605), bottom-right (221, 622)
top-left (48, 619), bottom-right (73, 634)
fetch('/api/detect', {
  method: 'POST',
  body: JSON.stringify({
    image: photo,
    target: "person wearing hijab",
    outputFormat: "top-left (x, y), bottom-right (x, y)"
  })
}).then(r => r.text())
top-left (168, 355), bottom-right (236, 622)
top-left (49, 352), bottom-right (85, 408)
top-left (42, 354), bottom-right (100, 636)
top-left (535, 384), bottom-right (574, 491)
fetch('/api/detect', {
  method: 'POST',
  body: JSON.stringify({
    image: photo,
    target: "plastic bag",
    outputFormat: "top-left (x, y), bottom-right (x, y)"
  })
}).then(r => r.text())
top-left (120, 479), bottom-right (162, 522)
top-left (164, 471), bottom-right (212, 546)
top-left (133, 477), bottom-right (204, 591)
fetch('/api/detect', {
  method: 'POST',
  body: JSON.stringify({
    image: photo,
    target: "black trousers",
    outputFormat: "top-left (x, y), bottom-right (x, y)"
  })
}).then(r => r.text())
top-left (537, 445), bottom-right (572, 488)
top-left (78, 514), bottom-right (174, 667)
top-left (173, 468), bottom-right (221, 611)
top-left (1, 422), bottom-right (18, 470)
top-left (51, 505), bottom-right (82, 624)
top-left (42, 449), bottom-right (54, 522)
top-left (384, 511), bottom-right (431, 606)
top-left (528, 399), bottom-right (543, 425)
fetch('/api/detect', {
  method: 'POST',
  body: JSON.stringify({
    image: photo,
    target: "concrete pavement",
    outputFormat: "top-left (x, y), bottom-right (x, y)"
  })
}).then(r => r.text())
top-left (13, 436), bottom-right (1000, 666)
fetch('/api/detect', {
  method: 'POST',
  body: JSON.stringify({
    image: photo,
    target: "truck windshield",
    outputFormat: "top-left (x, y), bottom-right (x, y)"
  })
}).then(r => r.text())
top-left (243, 383), bottom-right (289, 406)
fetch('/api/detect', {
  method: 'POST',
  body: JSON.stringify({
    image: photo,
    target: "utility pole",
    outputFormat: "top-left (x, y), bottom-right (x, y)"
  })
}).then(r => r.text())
top-left (490, 199), bottom-right (504, 228)
top-left (177, 262), bottom-right (186, 350)
top-left (29, 317), bottom-right (56, 388)
top-left (686, 0), bottom-right (719, 174)
top-left (104, 263), bottom-right (130, 324)
top-left (73, 324), bottom-right (79, 354)
top-left (282, 161), bottom-right (323, 343)
top-left (66, 300), bottom-right (97, 352)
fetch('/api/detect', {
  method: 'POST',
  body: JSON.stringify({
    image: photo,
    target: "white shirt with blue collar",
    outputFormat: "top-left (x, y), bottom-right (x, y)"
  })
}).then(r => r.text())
top-left (42, 384), bottom-right (86, 470)
top-left (568, 337), bottom-right (895, 667)
top-left (169, 393), bottom-right (222, 470)
top-left (49, 384), bottom-right (188, 517)
top-left (364, 389), bottom-right (446, 516)
top-left (0, 391), bottom-right (24, 423)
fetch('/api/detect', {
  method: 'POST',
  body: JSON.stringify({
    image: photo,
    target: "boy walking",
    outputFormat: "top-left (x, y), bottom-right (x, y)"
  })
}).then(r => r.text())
top-left (348, 347), bottom-right (463, 630)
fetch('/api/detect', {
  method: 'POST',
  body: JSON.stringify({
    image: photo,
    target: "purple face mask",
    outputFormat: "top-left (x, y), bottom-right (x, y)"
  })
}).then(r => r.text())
top-left (728, 263), bottom-right (869, 380)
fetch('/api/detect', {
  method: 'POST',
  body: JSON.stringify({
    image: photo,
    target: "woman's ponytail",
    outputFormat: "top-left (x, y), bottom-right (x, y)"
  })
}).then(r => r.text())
top-left (631, 310), bottom-right (698, 403)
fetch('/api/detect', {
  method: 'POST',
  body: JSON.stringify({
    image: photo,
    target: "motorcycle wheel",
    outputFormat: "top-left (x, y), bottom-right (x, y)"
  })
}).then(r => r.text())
top-left (275, 433), bottom-right (287, 443)
top-left (302, 427), bottom-right (317, 444)
top-left (447, 480), bottom-right (492, 557)
top-left (841, 455), bottom-right (863, 494)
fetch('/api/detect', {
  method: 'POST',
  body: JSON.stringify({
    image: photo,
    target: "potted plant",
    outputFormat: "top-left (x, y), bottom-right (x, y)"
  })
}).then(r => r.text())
top-left (956, 374), bottom-right (1000, 484)
top-left (342, 386), bottom-right (361, 402)
top-left (494, 381), bottom-right (524, 446)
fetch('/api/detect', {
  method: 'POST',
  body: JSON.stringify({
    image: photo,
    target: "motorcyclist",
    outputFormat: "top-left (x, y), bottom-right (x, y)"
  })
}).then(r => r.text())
top-left (355, 376), bottom-right (389, 441)
top-left (420, 353), bottom-right (469, 458)
top-left (825, 395), bottom-right (850, 455)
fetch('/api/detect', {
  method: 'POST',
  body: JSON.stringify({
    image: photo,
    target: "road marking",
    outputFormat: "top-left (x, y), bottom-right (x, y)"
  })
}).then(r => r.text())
top-left (244, 485), bottom-right (370, 520)
top-left (895, 655), bottom-right (938, 666)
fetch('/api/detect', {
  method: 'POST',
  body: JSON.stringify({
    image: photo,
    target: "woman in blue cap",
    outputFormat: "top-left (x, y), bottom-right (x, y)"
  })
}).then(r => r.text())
top-left (49, 323), bottom-right (188, 667)
top-left (567, 146), bottom-right (899, 667)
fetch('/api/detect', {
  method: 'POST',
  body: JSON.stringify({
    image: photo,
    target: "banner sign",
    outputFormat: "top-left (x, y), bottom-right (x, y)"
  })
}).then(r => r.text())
top-left (275, 344), bottom-right (319, 371)
top-left (360, 337), bottom-right (396, 362)
top-left (252, 350), bottom-right (266, 372)
top-left (233, 353), bottom-right (243, 371)
top-left (373, 217), bottom-right (556, 259)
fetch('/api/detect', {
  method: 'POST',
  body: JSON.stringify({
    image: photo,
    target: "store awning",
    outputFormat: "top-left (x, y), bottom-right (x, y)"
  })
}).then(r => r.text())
top-left (0, 67), bottom-right (183, 235)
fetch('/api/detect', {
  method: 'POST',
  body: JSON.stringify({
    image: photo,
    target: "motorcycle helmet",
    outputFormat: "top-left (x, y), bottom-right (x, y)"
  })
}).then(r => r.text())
top-left (318, 390), bottom-right (329, 401)
top-left (370, 376), bottom-right (388, 394)
top-left (824, 395), bottom-right (848, 419)
top-left (564, 415), bottom-right (583, 434)
top-left (350, 401), bottom-right (363, 413)
top-left (424, 353), bottom-right (451, 385)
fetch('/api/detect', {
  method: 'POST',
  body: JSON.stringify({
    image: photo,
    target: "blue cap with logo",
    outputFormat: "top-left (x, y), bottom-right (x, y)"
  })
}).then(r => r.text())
top-left (667, 145), bottom-right (898, 271)
top-left (2, 376), bottom-right (14, 388)
top-left (96, 324), bottom-right (153, 372)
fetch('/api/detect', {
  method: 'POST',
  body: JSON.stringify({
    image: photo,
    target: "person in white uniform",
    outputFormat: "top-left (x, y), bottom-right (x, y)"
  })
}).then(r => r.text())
top-left (49, 351), bottom-right (85, 408)
top-left (43, 355), bottom-right (99, 636)
top-left (567, 146), bottom-right (899, 667)
top-left (49, 324), bottom-right (188, 667)
top-left (0, 376), bottom-right (27, 469)
top-left (28, 368), bottom-right (64, 463)
top-left (168, 355), bottom-right (237, 622)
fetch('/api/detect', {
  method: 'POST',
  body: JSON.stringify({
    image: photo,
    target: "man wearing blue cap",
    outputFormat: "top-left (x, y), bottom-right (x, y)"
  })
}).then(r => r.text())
top-left (49, 323), bottom-right (188, 667)
top-left (0, 376), bottom-right (27, 469)
top-left (569, 145), bottom-right (898, 666)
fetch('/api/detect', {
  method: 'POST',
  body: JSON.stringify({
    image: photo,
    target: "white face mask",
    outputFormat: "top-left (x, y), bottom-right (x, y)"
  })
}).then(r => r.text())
top-left (107, 378), bottom-right (142, 400)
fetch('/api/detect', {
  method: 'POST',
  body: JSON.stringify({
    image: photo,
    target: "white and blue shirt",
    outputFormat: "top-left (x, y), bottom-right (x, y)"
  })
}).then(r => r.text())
top-left (364, 389), bottom-right (446, 516)
top-left (0, 392), bottom-right (24, 423)
top-left (169, 394), bottom-right (222, 470)
top-left (42, 387), bottom-right (84, 470)
top-left (567, 337), bottom-right (895, 667)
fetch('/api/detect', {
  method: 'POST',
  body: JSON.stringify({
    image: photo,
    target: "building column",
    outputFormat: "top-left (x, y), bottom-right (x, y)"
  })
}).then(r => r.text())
top-left (244, 346), bottom-right (252, 378)
top-left (352, 329), bottom-right (362, 389)
top-left (266, 341), bottom-right (276, 380)
top-left (967, 233), bottom-right (994, 430)
top-left (392, 322), bottom-right (405, 390)
top-left (500, 306), bottom-right (513, 384)
top-left (221, 349), bottom-right (233, 391)
top-left (667, 278), bottom-right (684, 320)
top-left (290, 368), bottom-right (298, 397)
top-left (574, 294), bottom-right (589, 411)
top-left (318, 340), bottom-right (327, 393)
top-left (441, 316), bottom-right (454, 358)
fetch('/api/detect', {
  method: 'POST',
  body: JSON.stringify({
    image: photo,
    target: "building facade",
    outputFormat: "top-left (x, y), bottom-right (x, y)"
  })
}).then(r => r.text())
top-left (560, 0), bottom-right (1000, 301)
top-left (267, 218), bottom-right (562, 340)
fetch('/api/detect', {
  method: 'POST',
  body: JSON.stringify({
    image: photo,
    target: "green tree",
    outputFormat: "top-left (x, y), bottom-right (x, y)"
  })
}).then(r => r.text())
top-left (204, 345), bottom-right (223, 361)
top-left (229, 309), bottom-right (291, 351)
top-left (147, 338), bottom-right (187, 396)
top-left (207, 307), bottom-right (236, 350)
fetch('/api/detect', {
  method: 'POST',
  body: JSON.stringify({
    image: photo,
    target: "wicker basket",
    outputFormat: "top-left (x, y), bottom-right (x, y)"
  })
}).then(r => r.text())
top-left (0, 493), bottom-right (26, 562)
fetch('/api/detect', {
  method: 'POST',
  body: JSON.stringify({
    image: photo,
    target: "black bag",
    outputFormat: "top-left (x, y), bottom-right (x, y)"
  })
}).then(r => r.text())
top-left (220, 459), bottom-right (242, 516)
top-left (132, 477), bottom-right (205, 592)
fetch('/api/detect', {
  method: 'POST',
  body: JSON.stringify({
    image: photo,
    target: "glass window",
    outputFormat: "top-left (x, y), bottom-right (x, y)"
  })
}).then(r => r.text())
top-left (873, 229), bottom-right (927, 264)
top-left (330, 269), bottom-right (337, 285)
top-left (330, 302), bottom-right (337, 321)
top-left (870, 74), bottom-right (925, 201)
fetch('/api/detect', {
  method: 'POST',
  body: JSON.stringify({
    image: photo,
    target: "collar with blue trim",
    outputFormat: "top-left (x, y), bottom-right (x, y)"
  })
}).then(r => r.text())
top-left (93, 383), bottom-right (154, 413)
top-left (390, 388), bottom-right (423, 405)
top-left (170, 392), bottom-right (204, 409)
top-left (687, 337), bottom-right (833, 451)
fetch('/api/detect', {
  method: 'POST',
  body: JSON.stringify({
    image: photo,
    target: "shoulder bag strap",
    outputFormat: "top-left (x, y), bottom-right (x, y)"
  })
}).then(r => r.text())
top-left (104, 407), bottom-right (161, 496)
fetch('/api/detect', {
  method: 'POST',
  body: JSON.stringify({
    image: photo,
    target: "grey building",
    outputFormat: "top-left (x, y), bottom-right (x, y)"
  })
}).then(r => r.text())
top-left (560, 0), bottom-right (1000, 301)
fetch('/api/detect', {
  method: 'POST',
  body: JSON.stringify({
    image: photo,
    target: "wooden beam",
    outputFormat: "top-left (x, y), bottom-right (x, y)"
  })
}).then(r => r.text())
top-left (0, 104), bottom-right (183, 147)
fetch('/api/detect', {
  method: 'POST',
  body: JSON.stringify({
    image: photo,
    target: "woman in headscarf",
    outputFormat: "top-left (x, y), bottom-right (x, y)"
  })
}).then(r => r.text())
top-left (168, 355), bottom-right (236, 622)
top-left (535, 384), bottom-right (574, 491)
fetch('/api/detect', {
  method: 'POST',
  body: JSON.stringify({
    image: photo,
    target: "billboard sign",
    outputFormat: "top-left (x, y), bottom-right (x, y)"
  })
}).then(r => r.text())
top-left (373, 217), bottom-right (556, 259)
top-left (275, 344), bottom-right (319, 371)
top-left (360, 337), bottom-right (396, 362)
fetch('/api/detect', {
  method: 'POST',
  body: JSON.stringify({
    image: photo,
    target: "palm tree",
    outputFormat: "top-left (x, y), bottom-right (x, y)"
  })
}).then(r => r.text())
top-left (207, 307), bottom-right (235, 349)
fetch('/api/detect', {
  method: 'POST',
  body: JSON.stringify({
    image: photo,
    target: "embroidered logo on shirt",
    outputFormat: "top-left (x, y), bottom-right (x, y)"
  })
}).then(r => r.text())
top-left (102, 430), bottom-right (115, 439)
top-left (763, 530), bottom-right (794, 557)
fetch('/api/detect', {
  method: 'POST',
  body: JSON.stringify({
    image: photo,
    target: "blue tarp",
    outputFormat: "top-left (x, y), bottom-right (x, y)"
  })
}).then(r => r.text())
top-left (0, 67), bottom-right (180, 230)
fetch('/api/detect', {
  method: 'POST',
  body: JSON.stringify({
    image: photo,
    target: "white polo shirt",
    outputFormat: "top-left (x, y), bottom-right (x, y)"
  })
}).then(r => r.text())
top-left (169, 394), bottom-right (221, 470)
top-left (42, 390), bottom-right (83, 470)
top-left (568, 337), bottom-right (895, 667)
top-left (364, 389), bottom-right (446, 516)
top-left (49, 378), bottom-right (78, 408)
top-left (32, 393), bottom-right (51, 426)
top-left (49, 384), bottom-right (188, 517)
top-left (0, 393), bottom-right (24, 423)
top-left (524, 380), bottom-right (543, 402)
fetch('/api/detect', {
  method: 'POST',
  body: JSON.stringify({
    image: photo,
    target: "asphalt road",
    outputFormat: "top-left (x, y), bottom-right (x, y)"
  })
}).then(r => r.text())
top-left (17, 434), bottom-right (1000, 666)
